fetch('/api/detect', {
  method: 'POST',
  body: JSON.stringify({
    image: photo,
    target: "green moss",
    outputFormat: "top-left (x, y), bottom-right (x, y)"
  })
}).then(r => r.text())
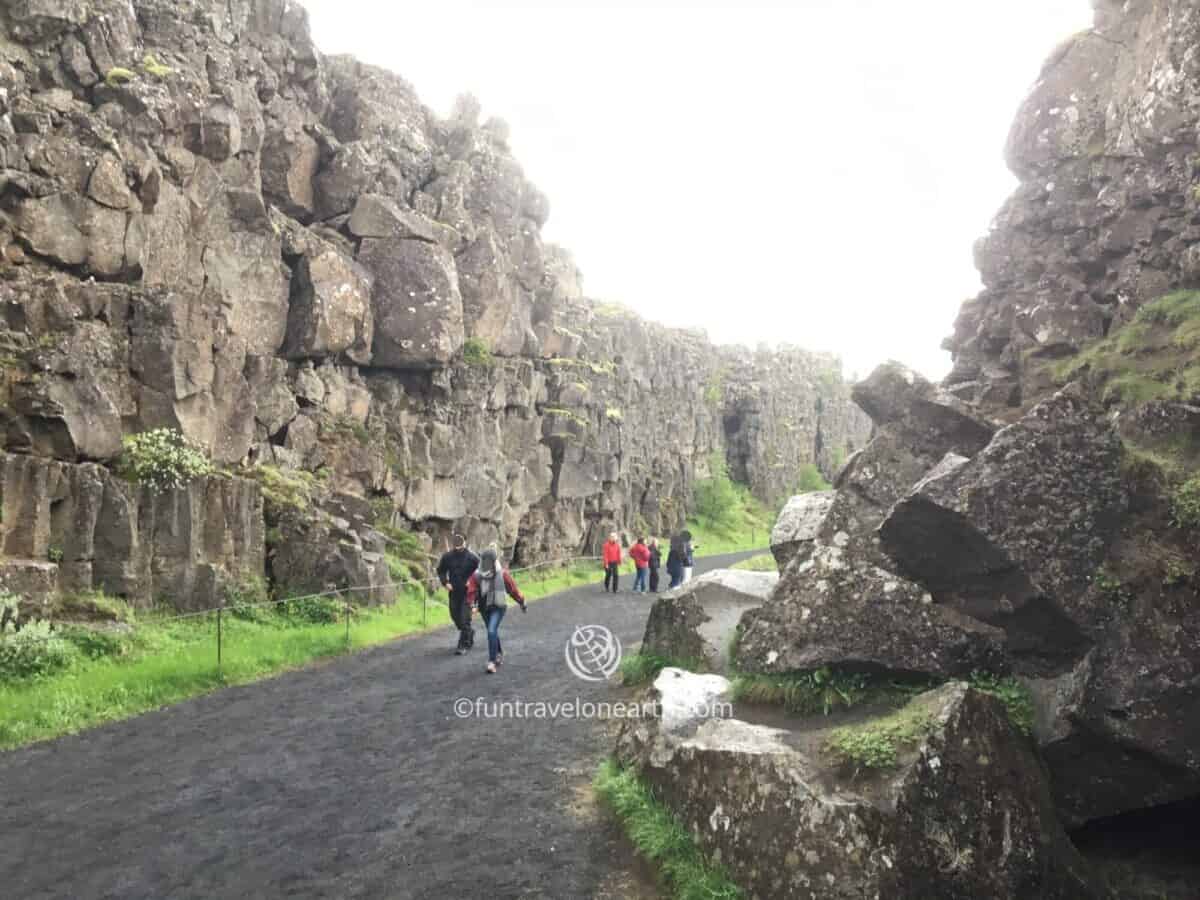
top-left (141, 54), bottom-right (173, 78)
top-left (1170, 475), bottom-right (1200, 529)
top-left (462, 337), bottom-right (494, 367)
top-left (105, 67), bottom-right (136, 87)
top-left (827, 695), bottom-right (938, 771)
top-left (246, 465), bottom-right (317, 514)
top-left (605, 406), bottom-right (623, 422)
top-left (545, 356), bottom-right (616, 376)
top-left (542, 406), bottom-right (589, 429)
top-left (703, 368), bottom-right (726, 406)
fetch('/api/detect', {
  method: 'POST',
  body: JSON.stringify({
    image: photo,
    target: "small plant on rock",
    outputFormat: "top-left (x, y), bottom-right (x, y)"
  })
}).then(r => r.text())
top-left (462, 337), bottom-right (494, 367)
top-left (968, 672), bottom-right (1035, 736)
top-left (141, 54), bottom-right (173, 78)
top-left (105, 67), bottom-right (136, 87)
top-left (1170, 475), bottom-right (1200, 529)
top-left (827, 702), bottom-right (936, 772)
top-left (119, 428), bottom-right (213, 492)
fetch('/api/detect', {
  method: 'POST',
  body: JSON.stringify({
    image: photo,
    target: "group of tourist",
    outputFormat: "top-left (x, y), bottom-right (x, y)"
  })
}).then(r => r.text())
top-left (434, 529), bottom-right (698, 673)
top-left (601, 531), bottom-right (696, 593)
top-left (435, 534), bottom-right (526, 674)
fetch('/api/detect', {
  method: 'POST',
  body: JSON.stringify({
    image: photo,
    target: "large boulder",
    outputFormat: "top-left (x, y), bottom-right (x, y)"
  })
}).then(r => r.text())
top-left (737, 362), bottom-right (1002, 678)
top-left (283, 248), bottom-right (374, 364)
top-left (358, 238), bottom-right (464, 368)
top-left (617, 671), bottom-right (1102, 900)
top-left (770, 490), bottom-right (834, 569)
top-left (880, 388), bottom-right (1126, 673)
top-left (881, 387), bottom-right (1200, 825)
top-left (641, 569), bottom-right (777, 673)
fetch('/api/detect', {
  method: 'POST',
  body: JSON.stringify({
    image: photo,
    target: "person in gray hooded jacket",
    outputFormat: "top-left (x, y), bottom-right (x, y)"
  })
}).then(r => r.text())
top-left (466, 548), bottom-right (527, 673)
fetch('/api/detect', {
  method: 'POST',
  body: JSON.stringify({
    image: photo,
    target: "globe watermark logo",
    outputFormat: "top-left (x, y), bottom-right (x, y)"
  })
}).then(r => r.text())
top-left (565, 624), bottom-right (622, 681)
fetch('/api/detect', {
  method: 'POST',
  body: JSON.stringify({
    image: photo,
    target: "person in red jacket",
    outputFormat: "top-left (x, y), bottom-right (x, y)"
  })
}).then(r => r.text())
top-left (602, 532), bottom-right (623, 593)
top-left (465, 548), bottom-right (526, 673)
top-left (629, 537), bottom-right (651, 594)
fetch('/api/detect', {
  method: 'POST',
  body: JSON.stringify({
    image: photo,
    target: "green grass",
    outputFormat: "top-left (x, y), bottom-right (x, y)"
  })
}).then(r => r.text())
top-left (619, 651), bottom-right (704, 686)
top-left (0, 554), bottom-right (637, 750)
top-left (1049, 289), bottom-right (1200, 408)
top-left (731, 668), bottom-right (929, 717)
top-left (686, 484), bottom-right (772, 555)
top-left (0, 590), bottom-right (447, 750)
top-left (594, 759), bottom-right (743, 900)
top-left (730, 554), bottom-right (775, 572)
top-left (826, 692), bottom-right (939, 771)
top-left (968, 672), bottom-right (1035, 736)
top-left (792, 462), bottom-right (831, 494)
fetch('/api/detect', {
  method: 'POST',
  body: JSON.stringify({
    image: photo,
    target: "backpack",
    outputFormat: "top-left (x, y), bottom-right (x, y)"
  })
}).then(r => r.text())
top-left (477, 570), bottom-right (508, 610)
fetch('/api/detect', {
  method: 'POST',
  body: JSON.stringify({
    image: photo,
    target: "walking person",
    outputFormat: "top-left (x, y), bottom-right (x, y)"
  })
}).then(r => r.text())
top-left (648, 538), bottom-right (662, 593)
top-left (602, 532), bottom-right (623, 593)
top-left (436, 533), bottom-right (479, 655)
top-left (630, 537), bottom-right (651, 593)
top-left (466, 548), bottom-right (527, 674)
top-left (666, 533), bottom-right (684, 589)
top-left (682, 530), bottom-right (697, 584)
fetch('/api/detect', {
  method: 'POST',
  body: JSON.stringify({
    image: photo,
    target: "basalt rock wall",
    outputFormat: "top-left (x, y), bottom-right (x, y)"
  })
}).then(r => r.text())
top-left (0, 0), bottom-right (868, 606)
top-left (945, 0), bottom-right (1200, 416)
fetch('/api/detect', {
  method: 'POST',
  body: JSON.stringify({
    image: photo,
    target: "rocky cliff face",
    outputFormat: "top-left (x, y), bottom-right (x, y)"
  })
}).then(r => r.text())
top-left (0, 0), bottom-right (868, 607)
top-left (945, 0), bottom-right (1200, 417)
top-left (619, 4), bottom-right (1200, 895)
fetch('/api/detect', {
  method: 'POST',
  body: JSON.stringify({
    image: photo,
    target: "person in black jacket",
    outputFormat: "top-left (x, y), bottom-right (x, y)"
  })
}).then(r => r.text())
top-left (648, 538), bottom-right (662, 593)
top-left (436, 534), bottom-right (479, 655)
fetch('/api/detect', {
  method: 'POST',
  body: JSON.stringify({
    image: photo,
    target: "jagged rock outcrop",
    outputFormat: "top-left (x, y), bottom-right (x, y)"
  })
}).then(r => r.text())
top-left (736, 362), bottom-right (1005, 678)
top-left (943, 0), bottom-right (1200, 416)
top-left (617, 670), bottom-right (1102, 899)
top-left (640, 569), bottom-right (777, 673)
top-left (0, 0), bottom-right (868, 608)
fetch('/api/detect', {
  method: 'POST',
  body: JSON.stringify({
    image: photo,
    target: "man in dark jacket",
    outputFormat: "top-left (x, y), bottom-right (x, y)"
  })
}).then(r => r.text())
top-left (436, 533), bottom-right (479, 655)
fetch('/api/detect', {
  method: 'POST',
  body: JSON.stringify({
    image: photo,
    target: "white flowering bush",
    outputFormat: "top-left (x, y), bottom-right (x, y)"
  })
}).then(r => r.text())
top-left (119, 428), bottom-right (213, 492)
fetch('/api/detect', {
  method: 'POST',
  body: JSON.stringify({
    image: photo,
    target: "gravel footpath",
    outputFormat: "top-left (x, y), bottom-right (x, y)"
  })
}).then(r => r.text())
top-left (0, 551), bottom-right (758, 900)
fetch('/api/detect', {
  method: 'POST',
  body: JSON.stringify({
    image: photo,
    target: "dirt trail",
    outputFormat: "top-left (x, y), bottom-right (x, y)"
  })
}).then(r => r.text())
top-left (0, 552), bottom-right (758, 900)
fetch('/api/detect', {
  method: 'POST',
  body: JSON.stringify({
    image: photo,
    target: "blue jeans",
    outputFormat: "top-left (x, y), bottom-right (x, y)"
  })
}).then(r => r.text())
top-left (484, 606), bottom-right (506, 663)
top-left (633, 568), bottom-right (648, 593)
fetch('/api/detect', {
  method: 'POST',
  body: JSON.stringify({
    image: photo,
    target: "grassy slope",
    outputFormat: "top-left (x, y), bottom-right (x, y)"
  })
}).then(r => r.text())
top-left (1042, 289), bottom-right (1200, 424)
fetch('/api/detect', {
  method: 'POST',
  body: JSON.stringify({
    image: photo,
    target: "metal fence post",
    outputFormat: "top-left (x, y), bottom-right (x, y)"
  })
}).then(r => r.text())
top-left (216, 602), bottom-right (223, 675)
top-left (423, 582), bottom-right (428, 629)
top-left (344, 592), bottom-right (351, 653)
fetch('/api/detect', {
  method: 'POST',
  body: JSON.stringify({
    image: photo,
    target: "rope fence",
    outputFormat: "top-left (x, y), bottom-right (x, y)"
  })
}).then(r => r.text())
top-left (2, 553), bottom-right (608, 673)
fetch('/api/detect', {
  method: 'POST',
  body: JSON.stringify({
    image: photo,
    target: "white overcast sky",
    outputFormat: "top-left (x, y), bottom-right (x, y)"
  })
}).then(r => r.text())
top-left (298, 0), bottom-right (1093, 379)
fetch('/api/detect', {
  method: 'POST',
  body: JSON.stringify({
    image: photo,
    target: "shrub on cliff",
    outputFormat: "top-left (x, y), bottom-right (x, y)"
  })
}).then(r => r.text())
top-left (694, 452), bottom-right (739, 529)
top-left (118, 429), bottom-right (213, 492)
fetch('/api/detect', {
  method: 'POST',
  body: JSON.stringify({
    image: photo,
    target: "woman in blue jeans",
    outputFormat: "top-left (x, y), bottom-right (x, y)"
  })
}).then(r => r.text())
top-left (466, 548), bottom-right (527, 673)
